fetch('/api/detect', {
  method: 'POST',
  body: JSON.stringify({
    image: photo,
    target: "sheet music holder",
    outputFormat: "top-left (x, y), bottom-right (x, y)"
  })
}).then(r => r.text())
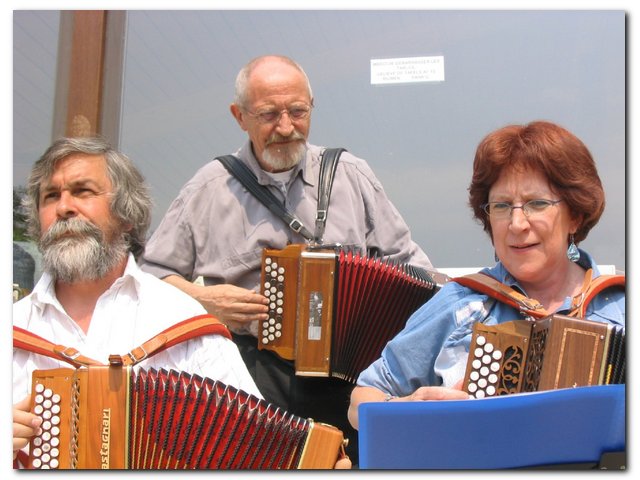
top-left (358, 384), bottom-right (625, 469)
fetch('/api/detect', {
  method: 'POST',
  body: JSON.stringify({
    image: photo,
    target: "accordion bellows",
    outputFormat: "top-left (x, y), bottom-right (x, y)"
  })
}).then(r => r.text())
top-left (28, 366), bottom-right (344, 469)
top-left (463, 314), bottom-right (625, 398)
top-left (260, 244), bottom-right (440, 382)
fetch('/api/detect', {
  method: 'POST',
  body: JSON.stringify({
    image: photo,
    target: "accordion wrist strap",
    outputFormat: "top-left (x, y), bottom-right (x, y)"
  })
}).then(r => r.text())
top-left (13, 314), bottom-right (230, 367)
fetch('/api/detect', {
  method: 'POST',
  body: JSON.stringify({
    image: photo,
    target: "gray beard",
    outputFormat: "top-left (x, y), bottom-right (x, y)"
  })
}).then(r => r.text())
top-left (39, 217), bottom-right (128, 284)
top-left (262, 141), bottom-right (306, 171)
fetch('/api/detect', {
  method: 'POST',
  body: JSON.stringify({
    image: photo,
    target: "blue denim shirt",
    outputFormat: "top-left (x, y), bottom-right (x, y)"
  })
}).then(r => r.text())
top-left (356, 249), bottom-right (625, 396)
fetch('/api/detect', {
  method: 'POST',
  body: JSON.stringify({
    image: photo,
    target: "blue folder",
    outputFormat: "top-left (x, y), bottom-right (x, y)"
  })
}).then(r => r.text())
top-left (358, 384), bottom-right (625, 469)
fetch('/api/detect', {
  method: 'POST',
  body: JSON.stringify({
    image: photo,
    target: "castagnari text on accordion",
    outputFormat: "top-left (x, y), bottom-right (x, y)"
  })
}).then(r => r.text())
top-left (463, 314), bottom-right (625, 398)
top-left (259, 244), bottom-right (443, 383)
top-left (28, 366), bottom-right (345, 469)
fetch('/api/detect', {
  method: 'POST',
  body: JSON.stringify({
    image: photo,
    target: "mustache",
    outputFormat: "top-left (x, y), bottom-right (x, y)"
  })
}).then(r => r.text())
top-left (265, 130), bottom-right (305, 146)
top-left (40, 217), bottom-right (103, 246)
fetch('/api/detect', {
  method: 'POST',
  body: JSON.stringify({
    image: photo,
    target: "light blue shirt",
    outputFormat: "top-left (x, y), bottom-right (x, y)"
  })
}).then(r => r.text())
top-left (356, 249), bottom-right (625, 396)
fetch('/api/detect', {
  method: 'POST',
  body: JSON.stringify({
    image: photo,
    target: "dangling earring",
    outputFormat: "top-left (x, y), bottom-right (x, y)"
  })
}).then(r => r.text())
top-left (494, 251), bottom-right (499, 262)
top-left (567, 234), bottom-right (580, 262)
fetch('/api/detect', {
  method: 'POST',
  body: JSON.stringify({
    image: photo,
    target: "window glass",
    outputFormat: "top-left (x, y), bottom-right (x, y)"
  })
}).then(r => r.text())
top-left (14, 10), bottom-right (623, 270)
top-left (120, 11), bottom-right (625, 269)
top-left (13, 10), bottom-right (60, 190)
top-left (13, 10), bottom-right (60, 288)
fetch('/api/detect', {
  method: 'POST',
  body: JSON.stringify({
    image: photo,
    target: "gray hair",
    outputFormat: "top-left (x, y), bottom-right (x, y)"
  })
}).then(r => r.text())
top-left (233, 55), bottom-right (314, 108)
top-left (24, 137), bottom-right (152, 258)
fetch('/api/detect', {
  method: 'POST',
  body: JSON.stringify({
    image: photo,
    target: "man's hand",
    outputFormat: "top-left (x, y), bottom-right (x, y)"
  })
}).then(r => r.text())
top-left (164, 275), bottom-right (269, 329)
top-left (13, 396), bottom-right (41, 460)
top-left (195, 284), bottom-right (270, 329)
top-left (334, 456), bottom-right (352, 469)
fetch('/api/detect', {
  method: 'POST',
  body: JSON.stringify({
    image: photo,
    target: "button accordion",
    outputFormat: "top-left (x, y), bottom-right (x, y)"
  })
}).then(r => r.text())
top-left (27, 366), bottom-right (345, 469)
top-left (463, 314), bottom-right (625, 398)
top-left (259, 244), bottom-right (444, 383)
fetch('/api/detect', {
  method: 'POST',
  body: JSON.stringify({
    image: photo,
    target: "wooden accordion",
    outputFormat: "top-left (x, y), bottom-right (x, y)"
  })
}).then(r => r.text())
top-left (27, 366), bottom-right (344, 469)
top-left (259, 244), bottom-right (443, 383)
top-left (463, 314), bottom-right (625, 399)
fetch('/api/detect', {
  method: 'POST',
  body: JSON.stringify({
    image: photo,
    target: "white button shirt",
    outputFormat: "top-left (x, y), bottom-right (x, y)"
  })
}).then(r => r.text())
top-left (13, 254), bottom-right (261, 403)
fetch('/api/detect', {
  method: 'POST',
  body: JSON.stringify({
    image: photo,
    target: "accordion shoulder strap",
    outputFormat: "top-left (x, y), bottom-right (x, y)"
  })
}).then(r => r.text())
top-left (454, 270), bottom-right (625, 319)
top-left (577, 274), bottom-right (625, 318)
top-left (13, 314), bottom-right (230, 367)
top-left (314, 147), bottom-right (346, 244)
top-left (217, 154), bottom-right (315, 240)
top-left (117, 313), bottom-right (231, 366)
top-left (13, 326), bottom-right (103, 368)
top-left (452, 273), bottom-right (550, 319)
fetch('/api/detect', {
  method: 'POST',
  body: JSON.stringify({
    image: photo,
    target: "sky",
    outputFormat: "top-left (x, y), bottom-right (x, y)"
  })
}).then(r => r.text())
top-left (3, 0), bottom-right (638, 476)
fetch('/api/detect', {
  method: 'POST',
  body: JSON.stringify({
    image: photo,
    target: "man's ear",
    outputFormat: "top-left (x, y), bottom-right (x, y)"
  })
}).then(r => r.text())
top-left (230, 103), bottom-right (248, 132)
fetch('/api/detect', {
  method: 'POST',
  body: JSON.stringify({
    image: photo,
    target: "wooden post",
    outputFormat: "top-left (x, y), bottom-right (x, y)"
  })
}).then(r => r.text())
top-left (53, 10), bottom-right (125, 144)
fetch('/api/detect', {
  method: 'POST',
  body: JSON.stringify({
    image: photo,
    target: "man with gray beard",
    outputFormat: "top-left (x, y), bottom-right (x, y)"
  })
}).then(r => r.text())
top-left (140, 55), bottom-right (434, 463)
top-left (39, 217), bottom-right (127, 284)
top-left (12, 137), bottom-right (260, 465)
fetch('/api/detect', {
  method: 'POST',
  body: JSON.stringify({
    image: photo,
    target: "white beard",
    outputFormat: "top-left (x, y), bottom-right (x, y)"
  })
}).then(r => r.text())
top-left (39, 217), bottom-right (128, 283)
top-left (263, 138), bottom-right (307, 171)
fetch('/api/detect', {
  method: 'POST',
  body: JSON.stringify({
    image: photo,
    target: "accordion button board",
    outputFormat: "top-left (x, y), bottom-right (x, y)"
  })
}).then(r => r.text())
top-left (259, 244), bottom-right (440, 383)
top-left (30, 382), bottom-right (63, 468)
top-left (463, 315), bottom-right (625, 398)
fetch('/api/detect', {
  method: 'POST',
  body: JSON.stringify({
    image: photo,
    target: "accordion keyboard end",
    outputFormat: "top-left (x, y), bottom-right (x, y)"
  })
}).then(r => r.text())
top-left (297, 421), bottom-right (345, 469)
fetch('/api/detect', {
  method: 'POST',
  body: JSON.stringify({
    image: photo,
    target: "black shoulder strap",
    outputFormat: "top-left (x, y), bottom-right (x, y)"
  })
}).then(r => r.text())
top-left (216, 155), bottom-right (314, 240)
top-left (314, 148), bottom-right (346, 244)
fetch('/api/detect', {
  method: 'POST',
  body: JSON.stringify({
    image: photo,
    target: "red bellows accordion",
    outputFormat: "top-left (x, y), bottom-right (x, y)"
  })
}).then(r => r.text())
top-left (28, 366), bottom-right (345, 469)
top-left (259, 244), bottom-right (444, 383)
top-left (463, 314), bottom-right (625, 398)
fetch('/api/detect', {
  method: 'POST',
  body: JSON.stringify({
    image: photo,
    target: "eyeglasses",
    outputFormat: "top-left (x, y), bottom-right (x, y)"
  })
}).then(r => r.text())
top-left (244, 104), bottom-right (313, 124)
top-left (481, 199), bottom-right (563, 219)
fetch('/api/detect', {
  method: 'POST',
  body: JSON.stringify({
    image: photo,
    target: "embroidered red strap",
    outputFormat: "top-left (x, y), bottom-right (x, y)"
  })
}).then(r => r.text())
top-left (13, 314), bottom-right (231, 368)
top-left (14, 449), bottom-right (30, 469)
top-left (453, 271), bottom-right (625, 319)
top-left (577, 274), bottom-right (625, 318)
top-left (12, 326), bottom-right (103, 368)
top-left (452, 273), bottom-right (549, 319)
top-left (113, 314), bottom-right (231, 366)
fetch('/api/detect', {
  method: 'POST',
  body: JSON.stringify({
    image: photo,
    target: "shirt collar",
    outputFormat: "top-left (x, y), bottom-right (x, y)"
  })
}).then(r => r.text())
top-left (30, 253), bottom-right (142, 310)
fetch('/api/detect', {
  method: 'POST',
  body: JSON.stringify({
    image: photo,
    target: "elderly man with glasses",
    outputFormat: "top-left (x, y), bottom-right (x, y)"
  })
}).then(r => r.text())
top-left (140, 54), bottom-right (434, 463)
